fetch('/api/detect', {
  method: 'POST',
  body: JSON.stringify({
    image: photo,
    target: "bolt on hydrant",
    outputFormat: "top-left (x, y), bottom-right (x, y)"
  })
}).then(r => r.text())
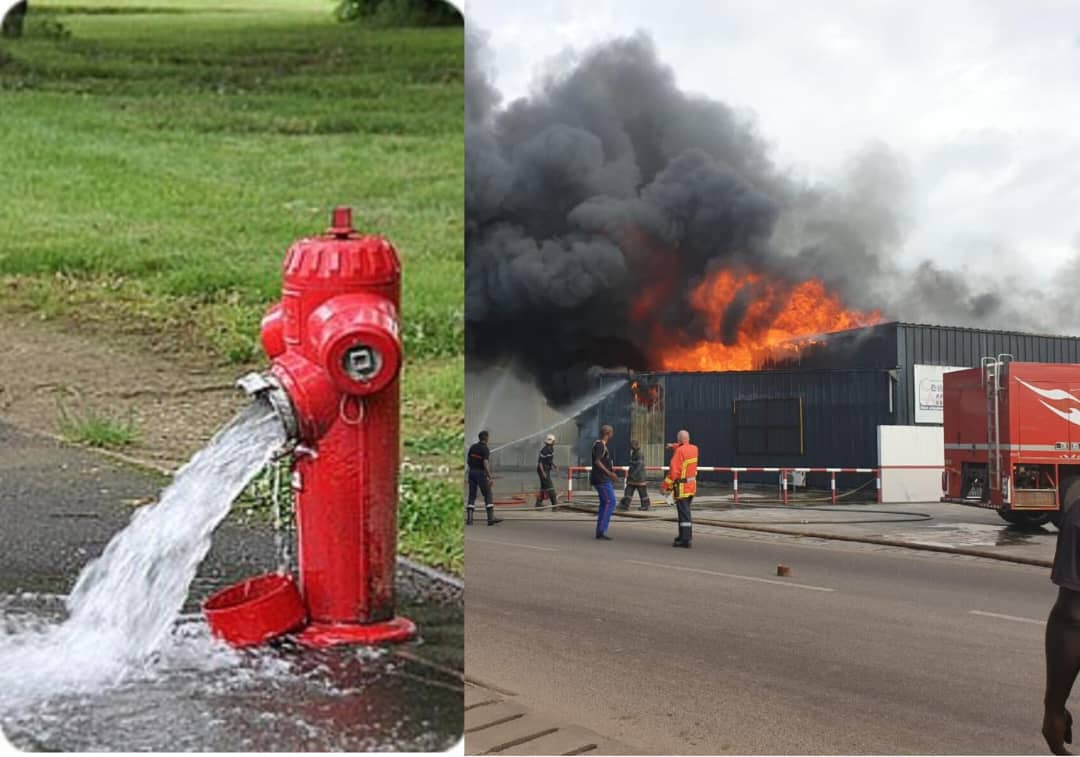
top-left (202, 206), bottom-right (415, 648)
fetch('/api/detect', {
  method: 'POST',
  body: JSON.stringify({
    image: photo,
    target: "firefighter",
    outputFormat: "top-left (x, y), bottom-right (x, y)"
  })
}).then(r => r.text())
top-left (535, 434), bottom-right (559, 509)
top-left (617, 439), bottom-right (651, 511)
top-left (466, 430), bottom-right (501, 526)
top-left (591, 424), bottom-right (619, 540)
top-left (1043, 501), bottom-right (1080, 754)
top-left (661, 429), bottom-right (698, 548)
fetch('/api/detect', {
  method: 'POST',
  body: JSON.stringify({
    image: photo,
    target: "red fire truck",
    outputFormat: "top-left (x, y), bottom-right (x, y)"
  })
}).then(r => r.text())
top-left (942, 356), bottom-right (1080, 528)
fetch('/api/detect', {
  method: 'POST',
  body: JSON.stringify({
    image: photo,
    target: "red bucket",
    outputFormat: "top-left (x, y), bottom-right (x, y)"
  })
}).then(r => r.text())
top-left (202, 573), bottom-right (307, 648)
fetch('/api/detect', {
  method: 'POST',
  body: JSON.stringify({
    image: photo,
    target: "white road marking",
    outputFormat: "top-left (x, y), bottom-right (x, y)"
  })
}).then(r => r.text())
top-left (468, 537), bottom-right (560, 552)
top-left (626, 559), bottom-right (836, 593)
top-left (968, 610), bottom-right (1044, 626)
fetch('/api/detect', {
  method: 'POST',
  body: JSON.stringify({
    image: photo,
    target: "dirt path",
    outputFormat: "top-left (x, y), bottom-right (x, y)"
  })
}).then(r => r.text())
top-left (0, 312), bottom-right (248, 470)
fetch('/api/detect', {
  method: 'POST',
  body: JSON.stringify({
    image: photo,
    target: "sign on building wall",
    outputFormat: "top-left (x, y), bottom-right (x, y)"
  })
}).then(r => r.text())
top-left (913, 364), bottom-right (968, 424)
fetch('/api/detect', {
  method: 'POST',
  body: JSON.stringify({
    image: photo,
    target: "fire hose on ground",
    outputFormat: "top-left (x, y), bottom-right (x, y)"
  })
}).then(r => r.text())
top-left (481, 478), bottom-right (933, 525)
top-left (491, 500), bottom-right (934, 526)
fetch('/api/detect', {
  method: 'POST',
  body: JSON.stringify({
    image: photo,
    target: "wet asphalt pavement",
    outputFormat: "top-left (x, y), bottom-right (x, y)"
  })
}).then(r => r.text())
top-left (0, 421), bottom-right (463, 751)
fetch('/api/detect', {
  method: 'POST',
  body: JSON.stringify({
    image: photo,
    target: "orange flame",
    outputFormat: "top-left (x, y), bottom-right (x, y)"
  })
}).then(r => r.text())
top-left (630, 379), bottom-right (663, 410)
top-left (657, 269), bottom-right (881, 371)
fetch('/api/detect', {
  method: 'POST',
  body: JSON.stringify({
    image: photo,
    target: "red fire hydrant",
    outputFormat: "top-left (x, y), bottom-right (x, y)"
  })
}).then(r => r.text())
top-left (203, 207), bottom-right (415, 648)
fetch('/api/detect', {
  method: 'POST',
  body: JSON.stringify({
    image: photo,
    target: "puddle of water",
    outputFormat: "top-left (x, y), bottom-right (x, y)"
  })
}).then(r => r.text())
top-left (886, 522), bottom-right (1053, 549)
top-left (0, 585), bottom-right (463, 750)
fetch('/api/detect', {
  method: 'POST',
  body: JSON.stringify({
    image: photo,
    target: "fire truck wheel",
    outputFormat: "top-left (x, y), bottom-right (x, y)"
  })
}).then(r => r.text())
top-left (998, 508), bottom-right (1052, 529)
top-left (1051, 476), bottom-right (1080, 528)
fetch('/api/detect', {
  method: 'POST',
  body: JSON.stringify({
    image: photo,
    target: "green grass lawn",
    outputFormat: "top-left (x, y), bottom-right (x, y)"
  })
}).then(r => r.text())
top-left (0, 0), bottom-right (463, 572)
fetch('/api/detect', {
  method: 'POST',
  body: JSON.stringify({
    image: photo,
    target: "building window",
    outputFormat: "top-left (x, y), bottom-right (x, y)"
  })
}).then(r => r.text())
top-left (733, 398), bottom-right (804, 456)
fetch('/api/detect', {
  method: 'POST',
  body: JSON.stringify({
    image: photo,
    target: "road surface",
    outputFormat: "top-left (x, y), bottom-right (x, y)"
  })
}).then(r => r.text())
top-left (466, 512), bottom-right (1059, 754)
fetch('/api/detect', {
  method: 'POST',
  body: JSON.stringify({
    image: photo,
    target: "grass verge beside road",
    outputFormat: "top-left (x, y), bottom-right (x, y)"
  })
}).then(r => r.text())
top-left (58, 405), bottom-right (139, 447)
top-left (0, 0), bottom-right (463, 572)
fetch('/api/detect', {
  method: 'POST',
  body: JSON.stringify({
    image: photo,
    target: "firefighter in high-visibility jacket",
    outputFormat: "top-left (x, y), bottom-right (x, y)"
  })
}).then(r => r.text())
top-left (662, 429), bottom-right (698, 548)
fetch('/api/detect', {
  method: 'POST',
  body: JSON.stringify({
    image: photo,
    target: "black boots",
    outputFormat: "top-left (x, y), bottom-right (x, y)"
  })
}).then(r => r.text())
top-left (486, 506), bottom-right (502, 526)
top-left (675, 498), bottom-right (693, 546)
top-left (536, 492), bottom-right (556, 509)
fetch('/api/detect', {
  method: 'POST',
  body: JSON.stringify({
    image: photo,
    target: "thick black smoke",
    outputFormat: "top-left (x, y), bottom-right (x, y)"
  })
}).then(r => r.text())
top-left (466, 31), bottom-right (1050, 405)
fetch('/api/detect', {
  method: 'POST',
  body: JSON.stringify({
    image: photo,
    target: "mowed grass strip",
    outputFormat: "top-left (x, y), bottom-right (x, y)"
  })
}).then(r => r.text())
top-left (0, 1), bottom-right (464, 571)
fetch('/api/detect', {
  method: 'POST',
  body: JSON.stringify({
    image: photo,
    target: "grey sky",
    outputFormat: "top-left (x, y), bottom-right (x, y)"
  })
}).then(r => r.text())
top-left (466, 0), bottom-right (1080, 285)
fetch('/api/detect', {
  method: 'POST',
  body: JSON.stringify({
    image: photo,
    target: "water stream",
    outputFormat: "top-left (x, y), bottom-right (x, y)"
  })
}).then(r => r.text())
top-left (474, 361), bottom-right (513, 437)
top-left (489, 380), bottom-right (624, 454)
top-left (0, 399), bottom-right (286, 710)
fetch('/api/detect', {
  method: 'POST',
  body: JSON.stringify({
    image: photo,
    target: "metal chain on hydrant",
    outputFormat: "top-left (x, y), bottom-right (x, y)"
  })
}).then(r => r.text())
top-left (271, 460), bottom-right (292, 574)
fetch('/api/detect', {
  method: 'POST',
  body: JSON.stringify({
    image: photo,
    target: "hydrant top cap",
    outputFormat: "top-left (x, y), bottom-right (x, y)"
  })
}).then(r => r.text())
top-left (328, 206), bottom-right (354, 238)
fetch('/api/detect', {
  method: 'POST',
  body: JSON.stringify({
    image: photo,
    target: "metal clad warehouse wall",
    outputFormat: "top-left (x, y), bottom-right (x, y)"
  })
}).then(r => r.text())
top-left (895, 323), bottom-right (1080, 425)
top-left (660, 369), bottom-right (892, 476)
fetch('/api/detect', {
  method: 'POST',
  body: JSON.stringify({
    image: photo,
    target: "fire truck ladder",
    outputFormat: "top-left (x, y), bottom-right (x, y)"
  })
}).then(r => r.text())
top-left (981, 353), bottom-right (1013, 496)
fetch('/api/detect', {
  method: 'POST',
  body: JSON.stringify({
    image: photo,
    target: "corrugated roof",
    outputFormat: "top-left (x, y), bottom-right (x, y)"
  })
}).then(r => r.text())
top-left (883, 320), bottom-right (1080, 341)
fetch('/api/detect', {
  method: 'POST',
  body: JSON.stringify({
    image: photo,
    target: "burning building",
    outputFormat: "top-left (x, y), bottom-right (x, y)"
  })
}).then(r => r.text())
top-left (579, 321), bottom-right (1080, 490)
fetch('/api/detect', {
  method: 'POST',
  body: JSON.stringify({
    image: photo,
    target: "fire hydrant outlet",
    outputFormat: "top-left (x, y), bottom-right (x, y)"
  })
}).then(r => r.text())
top-left (323, 331), bottom-right (399, 396)
top-left (309, 294), bottom-right (401, 397)
top-left (235, 371), bottom-right (299, 442)
top-left (343, 344), bottom-right (381, 381)
top-left (268, 353), bottom-right (340, 443)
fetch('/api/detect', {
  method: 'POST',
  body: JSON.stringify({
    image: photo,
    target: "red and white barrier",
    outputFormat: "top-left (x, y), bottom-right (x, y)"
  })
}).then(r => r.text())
top-left (565, 464), bottom-right (947, 505)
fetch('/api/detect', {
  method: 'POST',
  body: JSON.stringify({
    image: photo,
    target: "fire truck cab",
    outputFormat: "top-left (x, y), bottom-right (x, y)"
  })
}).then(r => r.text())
top-left (942, 356), bottom-right (1080, 528)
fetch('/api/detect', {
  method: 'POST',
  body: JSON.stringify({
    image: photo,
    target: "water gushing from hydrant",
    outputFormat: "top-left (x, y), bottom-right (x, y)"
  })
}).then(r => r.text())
top-left (0, 398), bottom-right (285, 710)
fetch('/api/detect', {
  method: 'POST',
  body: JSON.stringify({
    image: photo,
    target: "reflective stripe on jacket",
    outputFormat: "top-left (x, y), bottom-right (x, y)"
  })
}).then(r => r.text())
top-left (663, 443), bottom-right (699, 498)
